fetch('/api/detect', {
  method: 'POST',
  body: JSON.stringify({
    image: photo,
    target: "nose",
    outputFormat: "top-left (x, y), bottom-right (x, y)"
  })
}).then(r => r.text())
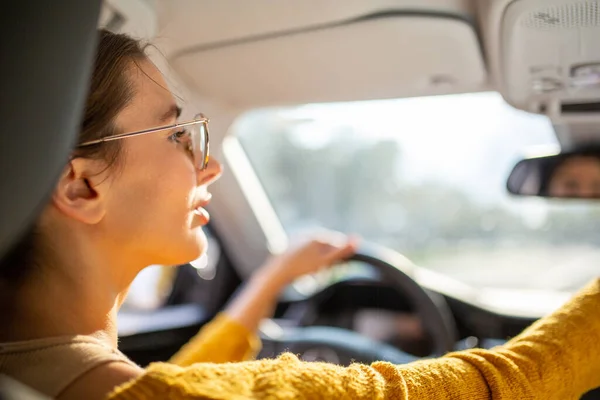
top-left (196, 156), bottom-right (222, 187)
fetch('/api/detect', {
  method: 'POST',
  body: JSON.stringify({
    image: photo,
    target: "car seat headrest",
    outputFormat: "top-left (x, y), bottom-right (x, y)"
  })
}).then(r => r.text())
top-left (0, 1), bottom-right (102, 259)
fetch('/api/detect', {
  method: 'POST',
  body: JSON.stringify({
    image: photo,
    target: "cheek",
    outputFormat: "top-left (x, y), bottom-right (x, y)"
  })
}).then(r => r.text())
top-left (104, 142), bottom-right (201, 262)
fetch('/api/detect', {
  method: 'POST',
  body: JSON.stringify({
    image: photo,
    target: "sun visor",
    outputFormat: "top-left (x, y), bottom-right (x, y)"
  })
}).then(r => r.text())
top-left (170, 14), bottom-right (486, 108)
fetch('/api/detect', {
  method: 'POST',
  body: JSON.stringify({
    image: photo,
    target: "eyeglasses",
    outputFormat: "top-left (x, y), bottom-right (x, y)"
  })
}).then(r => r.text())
top-left (78, 113), bottom-right (210, 171)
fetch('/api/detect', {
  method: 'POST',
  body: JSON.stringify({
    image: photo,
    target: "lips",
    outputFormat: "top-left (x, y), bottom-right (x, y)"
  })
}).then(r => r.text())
top-left (192, 192), bottom-right (212, 210)
top-left (192, 192), bottom-right (212, 225)
top-left (193, 206), bottom-right (210, 221)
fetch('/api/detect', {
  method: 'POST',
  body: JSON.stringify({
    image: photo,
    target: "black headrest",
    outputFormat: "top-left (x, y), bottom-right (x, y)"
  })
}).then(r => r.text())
top-left (0, 1), bottom-right (102, 258)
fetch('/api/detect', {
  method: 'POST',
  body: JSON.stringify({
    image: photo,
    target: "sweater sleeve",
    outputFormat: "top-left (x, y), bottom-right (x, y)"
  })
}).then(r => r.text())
top-left (109, 279), bottom-right (600, 400)
top-left (168, 313), bottom-right (261, 366)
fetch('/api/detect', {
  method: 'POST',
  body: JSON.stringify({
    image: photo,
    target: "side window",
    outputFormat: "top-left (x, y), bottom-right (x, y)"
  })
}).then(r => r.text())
top-left (120, 264), bottom-right (174, 310)
top-left (121, 227), bottom-right (222, 311)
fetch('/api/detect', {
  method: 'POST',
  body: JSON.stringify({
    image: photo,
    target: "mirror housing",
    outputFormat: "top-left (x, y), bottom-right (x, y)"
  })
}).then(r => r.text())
top-left (507, 147), bottom-right (600, 200)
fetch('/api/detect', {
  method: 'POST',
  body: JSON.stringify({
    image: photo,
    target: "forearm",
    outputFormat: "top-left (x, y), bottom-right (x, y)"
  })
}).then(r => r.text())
top-left (109, 353), bottom-right (534, 400)
top-left (222, 263), bottom-right (288, 334)
top-left (169, 263), bottom-right (289, 366)
top-left (427, 278), bottom-right (600, 399)
top-left (116, 279), bottom-right (600, 400)
top-left (222, 237), bottom-right (357, 335)
top-left (490, 278), bottom-right (600, 397)
top-left (168, 313), bottom-right (261, 366)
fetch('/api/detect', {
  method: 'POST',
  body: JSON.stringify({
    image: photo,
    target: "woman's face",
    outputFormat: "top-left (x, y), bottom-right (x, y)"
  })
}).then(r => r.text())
top-left (101, 59), bottom-right (222, 268)
top-left (548, 156), bottom-right (600, 198)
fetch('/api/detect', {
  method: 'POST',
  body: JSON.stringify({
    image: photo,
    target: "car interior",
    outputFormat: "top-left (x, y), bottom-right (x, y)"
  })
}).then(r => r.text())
top-left (2, 0), bottom-right (600, 398)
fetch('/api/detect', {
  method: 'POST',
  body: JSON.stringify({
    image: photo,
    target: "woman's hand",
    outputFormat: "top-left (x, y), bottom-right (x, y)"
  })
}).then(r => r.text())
top-left (222, 233), bottom-right (358, 335)
top-left (261, 234), bottom-right (359, 287)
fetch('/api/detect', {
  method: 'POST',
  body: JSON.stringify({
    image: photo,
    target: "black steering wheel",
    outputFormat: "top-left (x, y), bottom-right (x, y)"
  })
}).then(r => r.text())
top-left (258, 244), bottom-right (457, 364)
top-left (349, 244), bottom-right (457, 356)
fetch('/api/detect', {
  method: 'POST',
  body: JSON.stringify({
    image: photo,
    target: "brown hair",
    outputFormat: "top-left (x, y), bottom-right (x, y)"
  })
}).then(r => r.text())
top-left (0, 29), bottom-right (147, 285)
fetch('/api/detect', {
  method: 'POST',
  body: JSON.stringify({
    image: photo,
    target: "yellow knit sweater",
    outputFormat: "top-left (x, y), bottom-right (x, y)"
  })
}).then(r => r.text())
top-left (109, 279), bottom-right (600, 399)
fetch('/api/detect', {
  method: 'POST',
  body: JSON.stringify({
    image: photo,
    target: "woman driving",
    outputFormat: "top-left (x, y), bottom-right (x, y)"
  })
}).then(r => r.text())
top-left (1, 30), bottom-right (600, 400)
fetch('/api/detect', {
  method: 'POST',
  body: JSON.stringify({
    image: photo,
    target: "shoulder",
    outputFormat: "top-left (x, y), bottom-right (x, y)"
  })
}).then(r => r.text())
top-left (57, 361), bottom-right (143, 400)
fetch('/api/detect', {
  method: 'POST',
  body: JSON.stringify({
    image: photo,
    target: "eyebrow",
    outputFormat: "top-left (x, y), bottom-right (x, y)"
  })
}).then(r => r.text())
top-left (159, 104), bottom-right (182, 123)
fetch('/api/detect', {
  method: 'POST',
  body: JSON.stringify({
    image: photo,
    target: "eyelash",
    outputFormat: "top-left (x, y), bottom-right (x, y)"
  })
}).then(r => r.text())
top-left (169, 130), bottom-right (188, 143)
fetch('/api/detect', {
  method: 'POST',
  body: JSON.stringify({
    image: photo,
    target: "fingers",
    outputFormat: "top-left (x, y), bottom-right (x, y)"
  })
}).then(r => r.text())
top-left (322, 235), bottom-right (360, 265)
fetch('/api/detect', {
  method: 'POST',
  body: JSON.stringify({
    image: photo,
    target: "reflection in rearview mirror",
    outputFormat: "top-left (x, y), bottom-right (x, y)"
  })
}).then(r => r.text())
top-left (507, 148), bottom-right (600, 199)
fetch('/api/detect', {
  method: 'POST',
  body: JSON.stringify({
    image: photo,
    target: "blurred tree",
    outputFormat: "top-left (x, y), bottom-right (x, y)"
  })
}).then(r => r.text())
top-left (236, 110), bottom-right (600, 291)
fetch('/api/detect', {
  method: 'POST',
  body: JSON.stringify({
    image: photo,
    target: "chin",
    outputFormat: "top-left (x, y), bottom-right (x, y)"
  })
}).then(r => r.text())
top-left (180, 229), bottom-right (208, 264)
top-left (151, 230), bottom-right (207, 267)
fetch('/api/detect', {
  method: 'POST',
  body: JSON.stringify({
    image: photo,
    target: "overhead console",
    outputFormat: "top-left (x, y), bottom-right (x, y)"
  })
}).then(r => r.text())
top-left (499, 0), bottom-right (600, 121)
top-left (160, 1), bottom-right (487, 109)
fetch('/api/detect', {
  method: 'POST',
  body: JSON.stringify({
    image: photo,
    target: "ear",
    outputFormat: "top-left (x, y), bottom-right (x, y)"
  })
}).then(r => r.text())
top-left (52, 158), bottom-right (110, 225)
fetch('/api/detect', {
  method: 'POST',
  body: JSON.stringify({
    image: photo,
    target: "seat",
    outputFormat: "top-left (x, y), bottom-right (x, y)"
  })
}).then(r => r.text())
top-left (0, 375), bottom-right (50, 400)
top-left (0, 1), bottom-right (102, 398)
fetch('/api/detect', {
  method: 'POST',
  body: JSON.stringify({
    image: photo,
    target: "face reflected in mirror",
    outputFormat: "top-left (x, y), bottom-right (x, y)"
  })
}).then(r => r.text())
top-left (506, 148), bottom-right (600, 200)
top-left (548, 156), bottom-right (600, 198)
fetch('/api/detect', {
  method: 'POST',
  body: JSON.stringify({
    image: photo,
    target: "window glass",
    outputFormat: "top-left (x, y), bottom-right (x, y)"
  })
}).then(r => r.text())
top-left (234, 92), bottom-right (600, 292)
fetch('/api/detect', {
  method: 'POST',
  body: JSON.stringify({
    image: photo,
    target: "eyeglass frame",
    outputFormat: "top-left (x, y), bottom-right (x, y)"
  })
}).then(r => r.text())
top-left (77, 113), bottom-right (210, 170)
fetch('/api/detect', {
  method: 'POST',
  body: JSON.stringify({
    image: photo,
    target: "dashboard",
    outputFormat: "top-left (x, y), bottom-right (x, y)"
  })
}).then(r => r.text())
top-left (353, 309), bottom-right (425, 352)
top-left (270, 277), bottom-right (525, 360)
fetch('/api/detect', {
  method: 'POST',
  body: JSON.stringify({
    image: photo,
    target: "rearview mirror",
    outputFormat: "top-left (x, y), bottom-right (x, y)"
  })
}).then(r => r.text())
top-left (507, 148), bottom-right (600, 199)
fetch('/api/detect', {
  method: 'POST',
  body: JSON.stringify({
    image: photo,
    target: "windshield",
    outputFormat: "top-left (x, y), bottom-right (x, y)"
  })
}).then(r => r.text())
top-left (234, 92), bottom-right (600, 292)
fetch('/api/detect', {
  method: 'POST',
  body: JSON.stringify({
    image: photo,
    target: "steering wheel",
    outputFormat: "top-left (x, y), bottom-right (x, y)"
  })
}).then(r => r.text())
top-left (258, 243), bottom-right (457, 364)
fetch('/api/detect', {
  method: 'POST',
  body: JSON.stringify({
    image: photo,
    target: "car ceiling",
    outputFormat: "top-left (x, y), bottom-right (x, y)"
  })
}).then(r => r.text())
top-left (157, 0), bottom-right (488, 109)
top-left (100, 0), bottom-right (600, 144)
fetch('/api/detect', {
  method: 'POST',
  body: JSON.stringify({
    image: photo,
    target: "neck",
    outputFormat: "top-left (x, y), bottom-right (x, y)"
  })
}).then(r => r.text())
top-left (0, 219), bottom-right (142, 348)
top-left (4, 274), bottom-right (124, 348)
